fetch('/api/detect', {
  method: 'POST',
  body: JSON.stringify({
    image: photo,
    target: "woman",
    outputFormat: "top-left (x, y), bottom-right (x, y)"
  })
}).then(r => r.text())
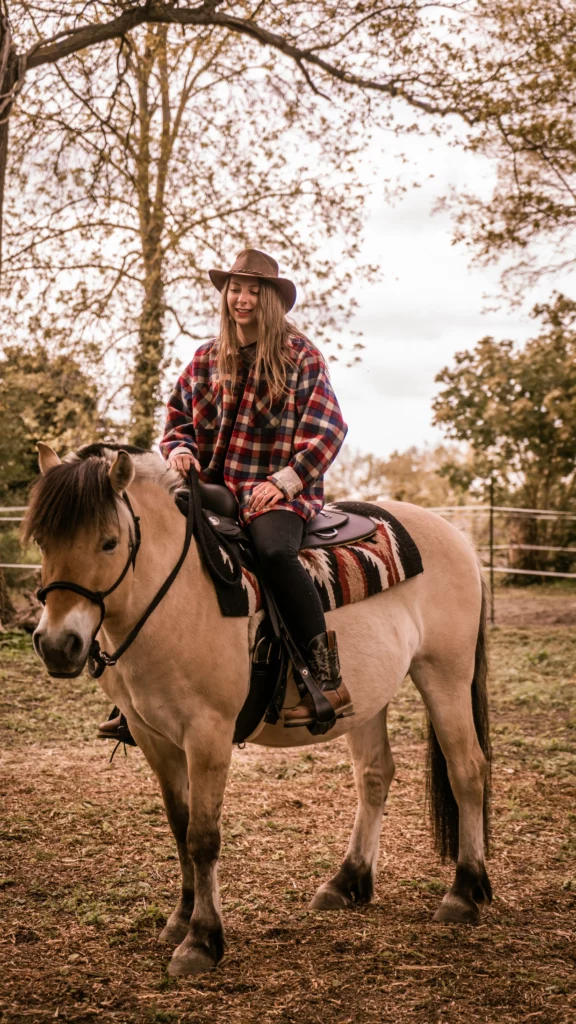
top-left (161, 248), bottom-right (351, 727)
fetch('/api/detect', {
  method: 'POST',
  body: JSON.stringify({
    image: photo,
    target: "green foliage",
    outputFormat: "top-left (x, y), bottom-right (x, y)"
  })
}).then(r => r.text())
top-left (432, 293), bottom-right (576, 576)
top-left (432, 293), bottom-right (576, 511)
top-left (0, 345), bottom-right (112, 504)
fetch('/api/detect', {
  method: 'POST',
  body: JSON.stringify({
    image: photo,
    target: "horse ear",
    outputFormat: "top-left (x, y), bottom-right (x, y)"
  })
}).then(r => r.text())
top-left (37, 442), bottom-right (61, 474)
top-left (109, 450), bottom-right (135, 494)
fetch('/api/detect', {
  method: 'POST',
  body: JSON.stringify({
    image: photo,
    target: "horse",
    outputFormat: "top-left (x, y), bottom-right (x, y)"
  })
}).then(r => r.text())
top-left (26, 443), bottom-right (492, 978)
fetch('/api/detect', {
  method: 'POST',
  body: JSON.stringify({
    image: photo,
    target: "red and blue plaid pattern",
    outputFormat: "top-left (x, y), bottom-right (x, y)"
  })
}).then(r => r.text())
top-left (160, 335), bottom-right (347, 523)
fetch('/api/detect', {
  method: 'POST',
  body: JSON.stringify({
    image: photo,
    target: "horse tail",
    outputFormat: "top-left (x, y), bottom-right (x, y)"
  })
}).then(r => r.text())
top-left (426, 571), bottom-right (492, 862)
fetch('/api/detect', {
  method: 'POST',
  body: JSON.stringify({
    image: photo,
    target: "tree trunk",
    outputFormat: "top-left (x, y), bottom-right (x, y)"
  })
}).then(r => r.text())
top-left (0, 567), bottom-right (15, 626)
top-left (129, 27), bottom-right (170, 451)
top-left (0, 14), bottom-right (18, 283)
top-left (129, 255), bottom-right (165, 449)
top-left (0, 84), bottom-right (9, 282)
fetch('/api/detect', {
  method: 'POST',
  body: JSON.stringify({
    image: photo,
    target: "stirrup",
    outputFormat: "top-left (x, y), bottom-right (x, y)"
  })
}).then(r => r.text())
top-left (97, 708), bottom-right (137, 747)
top-left (283, 695), bottom-right (354, 729)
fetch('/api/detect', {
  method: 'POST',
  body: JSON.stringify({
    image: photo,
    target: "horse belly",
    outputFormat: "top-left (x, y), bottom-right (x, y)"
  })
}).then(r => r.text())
top-left (250, 586), bottom-right (420, 748)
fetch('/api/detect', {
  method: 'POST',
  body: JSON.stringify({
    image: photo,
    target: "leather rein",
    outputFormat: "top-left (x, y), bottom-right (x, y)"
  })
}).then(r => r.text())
top-left (37, 481), bottom-right (195, 679)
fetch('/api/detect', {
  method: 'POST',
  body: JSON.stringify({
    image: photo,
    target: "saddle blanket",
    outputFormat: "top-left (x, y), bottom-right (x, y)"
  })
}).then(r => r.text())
top-left (219, 501), bottom-right (423, 618)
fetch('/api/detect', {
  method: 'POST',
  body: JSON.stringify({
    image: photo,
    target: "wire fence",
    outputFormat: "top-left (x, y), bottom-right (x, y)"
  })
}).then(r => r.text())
top-left (3, 498), bottom-right (576, 621)
top-left (0, 507), bottom-right (40, 572)
top-left (429, 506), bottom-right (576, 576)
top-left (429, 497), bottom-right (576, 624)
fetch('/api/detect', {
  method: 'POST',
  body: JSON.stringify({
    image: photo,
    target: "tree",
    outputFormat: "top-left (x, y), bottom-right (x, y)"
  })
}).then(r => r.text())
top-left (0, 0), bottom-right (489, 281)
top-left (442, 1), bottom-right (576, 299)
top-left (0, 342), bottom-right (113, 618)
top-left (2, 3), bottom-right (573, 445)
top-left (2, 3), bottom-right (575, 310)
top-left (432, 292), bottom-right (576, 572)
top-left (374, 445), bottom-right (474, 507)
top-left (0, 344), bottom-right (111, 504)
top-left (4, 21), bottom-right (374, 446)
top-left (325, 443), bottom-right (471, 506)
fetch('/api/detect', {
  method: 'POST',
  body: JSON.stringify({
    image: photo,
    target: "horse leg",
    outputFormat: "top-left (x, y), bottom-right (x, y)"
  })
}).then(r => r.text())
top-left (168, 712), bottom-right (235, 977)
top-left (127, 725), bottom-right (193, 945)
top-left (411, 654), bottom-right (492, 924)
top-left (310, 706), bottom-right (395, 909)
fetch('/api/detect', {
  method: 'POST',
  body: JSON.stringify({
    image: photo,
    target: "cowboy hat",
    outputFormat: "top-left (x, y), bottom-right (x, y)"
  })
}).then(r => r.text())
top-left (209, 248), bottom-right (297, 311)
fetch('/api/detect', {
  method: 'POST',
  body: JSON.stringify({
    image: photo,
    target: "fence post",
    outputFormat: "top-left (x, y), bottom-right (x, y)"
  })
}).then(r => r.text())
top-left (489, 478), bottom-right (495, 626)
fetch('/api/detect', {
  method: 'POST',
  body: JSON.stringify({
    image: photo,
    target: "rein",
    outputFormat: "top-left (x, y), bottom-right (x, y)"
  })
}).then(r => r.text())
top-left (37, 479), bottom-right (195, 679)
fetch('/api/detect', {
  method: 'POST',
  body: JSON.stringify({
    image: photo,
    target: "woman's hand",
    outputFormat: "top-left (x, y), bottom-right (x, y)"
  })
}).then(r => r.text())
top-left (167, 447), bottom-right (201, 477)
top-left (248, 481), bottom-right (284, 513)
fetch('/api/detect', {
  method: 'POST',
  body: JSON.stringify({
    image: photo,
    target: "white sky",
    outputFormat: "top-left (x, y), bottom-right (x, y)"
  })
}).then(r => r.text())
top-left (312, 133), bottom-right (573, 460)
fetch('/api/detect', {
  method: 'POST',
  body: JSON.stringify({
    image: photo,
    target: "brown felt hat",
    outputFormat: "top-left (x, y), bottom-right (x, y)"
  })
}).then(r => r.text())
top-left (209, 248), bottom-right (297, 311)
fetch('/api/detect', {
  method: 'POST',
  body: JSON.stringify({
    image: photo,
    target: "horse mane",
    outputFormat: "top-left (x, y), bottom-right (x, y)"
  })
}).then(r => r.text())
top-left (22, 444), bottom-right (180, 545)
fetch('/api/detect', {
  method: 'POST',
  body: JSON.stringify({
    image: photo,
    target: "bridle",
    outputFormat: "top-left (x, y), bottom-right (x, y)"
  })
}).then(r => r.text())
top-left (37, 492), bottom-right (145, 677)
top-left (37, 487), bottom-right (191, 679)
top-left (36, 473), bottom-right (241, 680)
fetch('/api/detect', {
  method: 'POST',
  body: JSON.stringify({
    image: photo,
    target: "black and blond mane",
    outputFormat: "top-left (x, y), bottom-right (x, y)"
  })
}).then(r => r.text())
top-left (23, 454), bottom-right (121, 545)
top-left (22, 443), bottom-right (176, 545)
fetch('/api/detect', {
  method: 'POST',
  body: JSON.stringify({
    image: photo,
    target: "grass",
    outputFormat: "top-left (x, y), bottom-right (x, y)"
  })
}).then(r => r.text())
top-left (0, 626), bottom-right (575, 1023)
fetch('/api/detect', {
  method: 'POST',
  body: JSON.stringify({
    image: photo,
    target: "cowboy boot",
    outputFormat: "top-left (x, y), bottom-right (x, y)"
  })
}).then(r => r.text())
top-left (97, 707), bottom-right (137, 746)
top-left (283, 630), bottom-right (353, 728)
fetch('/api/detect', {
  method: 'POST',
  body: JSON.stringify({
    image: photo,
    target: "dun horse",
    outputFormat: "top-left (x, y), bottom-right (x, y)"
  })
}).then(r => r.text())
top-left (27, 445), bottom-right (492, 978)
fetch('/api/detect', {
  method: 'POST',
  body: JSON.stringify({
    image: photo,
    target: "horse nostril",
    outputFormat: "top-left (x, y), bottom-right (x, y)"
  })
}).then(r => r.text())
top-left (64, 631), bottom-right (84, 661)
top-left (34, 629), bottom-right (86, 671)
top-left (33, 628), bottom-right (45, 658)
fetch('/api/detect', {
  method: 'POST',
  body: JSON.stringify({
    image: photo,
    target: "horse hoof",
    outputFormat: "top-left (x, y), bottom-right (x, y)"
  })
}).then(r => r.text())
top-left (168, 945), bottom-right (217, 977)
top-left (309, 884), bottom-right (353, 911)
top-left (159, 920), bottom-right (189, 946)
top-left (433, 893), bottom-right (480, 924)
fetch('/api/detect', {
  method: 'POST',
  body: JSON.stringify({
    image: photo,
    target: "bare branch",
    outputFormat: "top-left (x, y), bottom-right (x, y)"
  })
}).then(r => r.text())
top-left (23, 3), bottom-right (469, 121)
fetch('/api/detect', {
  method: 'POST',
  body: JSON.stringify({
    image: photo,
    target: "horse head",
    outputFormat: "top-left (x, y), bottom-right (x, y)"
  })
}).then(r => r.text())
top-left (26, 444), bottom-right (141, 677)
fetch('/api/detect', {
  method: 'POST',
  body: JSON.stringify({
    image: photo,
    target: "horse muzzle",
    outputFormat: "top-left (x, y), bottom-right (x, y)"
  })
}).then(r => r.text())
top-left (33, 625), bottom-right (89, 678)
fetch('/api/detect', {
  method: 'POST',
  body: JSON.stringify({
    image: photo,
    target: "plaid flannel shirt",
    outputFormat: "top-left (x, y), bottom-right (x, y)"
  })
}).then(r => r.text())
top-left (160, 335), bottom-right (347, 524)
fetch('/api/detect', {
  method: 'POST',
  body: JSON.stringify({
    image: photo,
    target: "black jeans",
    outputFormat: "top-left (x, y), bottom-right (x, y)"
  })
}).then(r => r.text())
top-left (247, 510), bottom-right (326, 647)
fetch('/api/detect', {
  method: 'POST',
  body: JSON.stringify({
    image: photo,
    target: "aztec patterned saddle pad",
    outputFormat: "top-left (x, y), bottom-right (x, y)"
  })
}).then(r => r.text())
top-left (215, 501), bottom-right (423, 618)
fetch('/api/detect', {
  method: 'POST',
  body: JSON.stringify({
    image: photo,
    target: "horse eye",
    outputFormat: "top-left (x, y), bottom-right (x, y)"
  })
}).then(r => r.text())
top-left (102, 538), bottom-right (118, 552)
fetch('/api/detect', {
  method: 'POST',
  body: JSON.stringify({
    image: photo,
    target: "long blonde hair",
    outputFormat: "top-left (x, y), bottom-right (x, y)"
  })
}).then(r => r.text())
top-left (217, 279), bottom-right (300, 399)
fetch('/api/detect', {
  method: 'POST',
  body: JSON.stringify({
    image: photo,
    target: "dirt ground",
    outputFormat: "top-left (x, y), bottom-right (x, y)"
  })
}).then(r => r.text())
top-left (494, 585), bottom-right (576, 627)
top-left (0, 621), bottom-right (575, 1024)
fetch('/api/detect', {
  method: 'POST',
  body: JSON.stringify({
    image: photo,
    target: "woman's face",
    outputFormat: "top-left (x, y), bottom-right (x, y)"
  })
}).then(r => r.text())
top-left (227, 274), bottom-right (260, 328)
